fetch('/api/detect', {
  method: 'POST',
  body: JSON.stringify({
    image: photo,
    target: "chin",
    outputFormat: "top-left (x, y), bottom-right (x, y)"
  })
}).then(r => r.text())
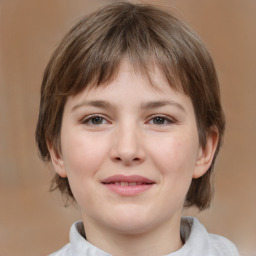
top-left (103, 209), bottom-right (156, 235)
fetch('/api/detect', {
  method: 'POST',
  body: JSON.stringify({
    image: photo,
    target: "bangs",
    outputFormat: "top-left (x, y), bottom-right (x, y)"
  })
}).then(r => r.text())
top-left (47, 3), bottom-right (186, 97)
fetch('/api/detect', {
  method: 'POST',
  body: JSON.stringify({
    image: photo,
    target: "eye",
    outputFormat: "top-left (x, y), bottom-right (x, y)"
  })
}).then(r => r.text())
top-left (82, 115), bottom-right (109, 126)
top-left (148, 115), bottom-right (174, 125)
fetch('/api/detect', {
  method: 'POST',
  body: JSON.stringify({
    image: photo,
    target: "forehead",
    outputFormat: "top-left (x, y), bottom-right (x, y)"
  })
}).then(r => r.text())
top-left (64, 60), bottom-right (193, 114)
top-left (70, 59), bottom-right (185, 100)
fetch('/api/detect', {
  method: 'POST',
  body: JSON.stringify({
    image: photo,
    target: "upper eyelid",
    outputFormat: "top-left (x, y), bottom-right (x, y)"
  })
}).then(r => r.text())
top-left (81, 114), bottom-right (110, 123)
top-left (146, 114), bottom-right (176, 122)
top-left (79, 113), bottom-right (176, 123)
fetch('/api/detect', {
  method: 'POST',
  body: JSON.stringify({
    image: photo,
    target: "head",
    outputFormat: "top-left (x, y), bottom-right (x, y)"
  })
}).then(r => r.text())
top-left (36, 2), bottom-right (225, 210)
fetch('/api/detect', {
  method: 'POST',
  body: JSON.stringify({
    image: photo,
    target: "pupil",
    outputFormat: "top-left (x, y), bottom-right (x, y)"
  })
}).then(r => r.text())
top-left (154, 117), bottom-right (165, 124)
top-left (92, 117), bottom-right (102, 124)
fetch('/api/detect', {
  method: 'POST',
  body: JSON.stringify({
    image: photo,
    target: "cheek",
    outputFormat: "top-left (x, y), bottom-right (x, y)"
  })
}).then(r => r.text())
top-left (60, 131), bottom-right (111, 207)
top-left (61, 131), bottom-right (109, 180)
top-left (148, 133), bottom-right (199, 178)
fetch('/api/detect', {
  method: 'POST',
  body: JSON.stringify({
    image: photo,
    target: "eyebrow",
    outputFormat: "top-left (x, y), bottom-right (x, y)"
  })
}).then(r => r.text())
top-left (72, 100), bottom-right (186, 112)
top-left (71, 100), bottom-right (113, 112)
top-left (140, 100), bottom-right (186, 112)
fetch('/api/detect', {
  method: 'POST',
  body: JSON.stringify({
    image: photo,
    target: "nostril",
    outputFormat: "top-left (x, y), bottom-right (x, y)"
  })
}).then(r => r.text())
top-left (113, 156), bottom-right (143, 165)
top-left (114, 157), bottom-right (122, 162)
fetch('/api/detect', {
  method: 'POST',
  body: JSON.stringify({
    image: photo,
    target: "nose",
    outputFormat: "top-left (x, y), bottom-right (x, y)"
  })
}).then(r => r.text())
top-left (109, 123), bottom-right (146, 166)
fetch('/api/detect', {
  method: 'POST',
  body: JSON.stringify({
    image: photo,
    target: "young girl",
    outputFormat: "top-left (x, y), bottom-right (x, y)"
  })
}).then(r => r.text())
top-left (36, 2), bottom-right (239, 255)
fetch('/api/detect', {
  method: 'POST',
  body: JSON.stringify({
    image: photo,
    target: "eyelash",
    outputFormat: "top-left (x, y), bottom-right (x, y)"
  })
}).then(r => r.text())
top-left (81, 114), bottom-right (110, 126)
top-left (147, 115), bottom-right (175, 126)
top-left (81, 114), bottom-right (175, 127)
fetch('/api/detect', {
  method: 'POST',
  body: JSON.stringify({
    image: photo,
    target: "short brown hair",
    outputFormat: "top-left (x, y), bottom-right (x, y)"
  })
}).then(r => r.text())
top-left (36, 2), bottom-right (225, 210)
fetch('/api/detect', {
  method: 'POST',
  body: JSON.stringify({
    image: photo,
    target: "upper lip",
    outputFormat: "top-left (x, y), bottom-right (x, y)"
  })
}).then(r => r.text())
top-left (101, 175), bottom-right (155, 184)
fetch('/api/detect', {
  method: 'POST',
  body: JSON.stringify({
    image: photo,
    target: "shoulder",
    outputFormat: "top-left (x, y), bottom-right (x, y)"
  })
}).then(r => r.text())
top-left (48, 243), bottom-right (73, 256)
top-left (208, 233), bottom-right (240, 256)
top-left (179, 217), bottom-right (240, 256)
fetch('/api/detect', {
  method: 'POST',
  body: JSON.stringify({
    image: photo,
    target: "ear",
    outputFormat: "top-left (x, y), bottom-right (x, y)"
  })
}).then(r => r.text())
top-left (193, 128), bottom-right (219, 179)
top-left (47, 140), bottom-right (67, 178)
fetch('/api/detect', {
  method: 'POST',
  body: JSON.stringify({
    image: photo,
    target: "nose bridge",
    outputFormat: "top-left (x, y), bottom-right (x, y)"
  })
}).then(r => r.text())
top-left (111, 119), bottom-right (145, 165)
top-left (119, 121), bottom-right (138, 150)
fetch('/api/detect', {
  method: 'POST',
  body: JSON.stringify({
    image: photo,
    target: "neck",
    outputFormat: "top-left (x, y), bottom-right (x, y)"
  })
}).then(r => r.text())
top-left (82, 215), bottom-right (183, 256)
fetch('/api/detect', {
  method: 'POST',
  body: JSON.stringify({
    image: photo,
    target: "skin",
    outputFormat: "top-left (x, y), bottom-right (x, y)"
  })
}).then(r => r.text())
top-left (48, 60), bottom-right (218, 256)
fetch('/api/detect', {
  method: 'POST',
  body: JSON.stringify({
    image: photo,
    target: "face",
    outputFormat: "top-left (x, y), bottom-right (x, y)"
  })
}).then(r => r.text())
top-left (49, 61), bottom-right (216, 237)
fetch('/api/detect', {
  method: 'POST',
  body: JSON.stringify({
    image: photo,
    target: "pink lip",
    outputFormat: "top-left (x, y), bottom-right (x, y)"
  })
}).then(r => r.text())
top-left (102, 175), bottom-right (154, 184)
top-left (101, 175), bottom-right (155, 196)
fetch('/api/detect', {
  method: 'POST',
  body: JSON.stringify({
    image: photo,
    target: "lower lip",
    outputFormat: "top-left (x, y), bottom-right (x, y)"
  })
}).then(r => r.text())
top-left (103, 183), bottom-right (154, 196)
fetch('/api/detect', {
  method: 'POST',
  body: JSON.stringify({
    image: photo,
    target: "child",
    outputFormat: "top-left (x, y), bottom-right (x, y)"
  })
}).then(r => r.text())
top-left (36, 2), bottom-right (239, 255)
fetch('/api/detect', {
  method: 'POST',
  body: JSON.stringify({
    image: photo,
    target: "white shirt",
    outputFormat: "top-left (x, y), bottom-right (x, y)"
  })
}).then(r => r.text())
top-left (49, 217), bottom-right (239, 256)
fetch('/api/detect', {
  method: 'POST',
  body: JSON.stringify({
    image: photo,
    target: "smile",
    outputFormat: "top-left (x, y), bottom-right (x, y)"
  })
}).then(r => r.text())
top-left (110, 182), bottom-right (147, 186)
top-left (101, 175), bottom-right (155, 196)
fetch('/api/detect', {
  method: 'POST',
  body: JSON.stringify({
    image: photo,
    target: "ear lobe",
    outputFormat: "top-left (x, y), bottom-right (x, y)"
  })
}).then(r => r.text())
top-left (47, 140), bottom-right (67, 178)
top-left (193, 129), bottom-right (219, 179)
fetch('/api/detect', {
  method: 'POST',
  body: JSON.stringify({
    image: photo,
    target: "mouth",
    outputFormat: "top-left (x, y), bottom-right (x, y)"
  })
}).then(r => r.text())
top-left (101, 175), bottom-right (155, 196)
top-left (104, 181), bottom-right (151, 186)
